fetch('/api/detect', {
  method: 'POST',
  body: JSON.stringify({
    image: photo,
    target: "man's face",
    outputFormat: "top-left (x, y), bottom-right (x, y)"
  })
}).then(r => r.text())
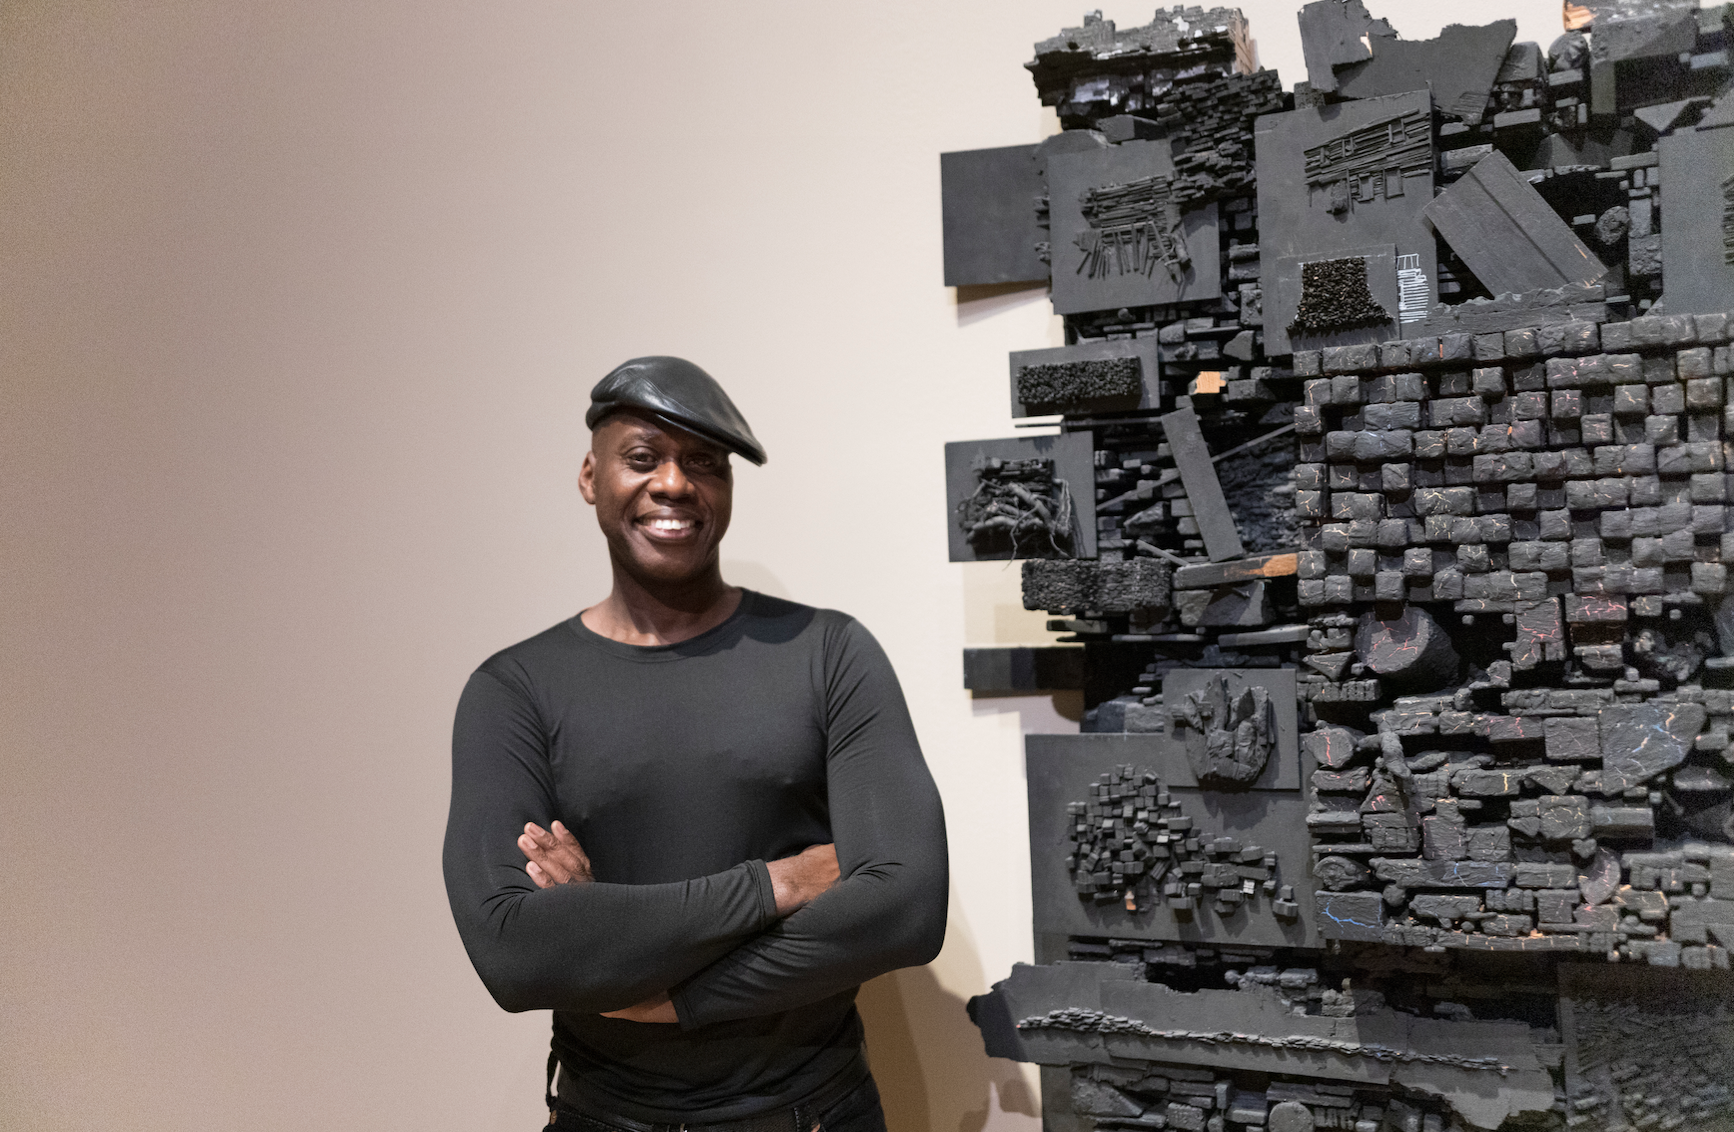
top-left (579, 411), bottom-right (733, 587)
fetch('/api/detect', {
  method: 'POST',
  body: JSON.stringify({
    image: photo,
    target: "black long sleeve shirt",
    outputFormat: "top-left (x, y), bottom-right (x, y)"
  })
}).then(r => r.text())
top-left (442, 591), bottom-right (948, 1120)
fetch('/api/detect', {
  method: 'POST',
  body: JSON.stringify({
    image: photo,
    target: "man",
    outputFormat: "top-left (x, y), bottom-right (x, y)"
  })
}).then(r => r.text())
top-left (443, 356), bottom-right (948, 1132)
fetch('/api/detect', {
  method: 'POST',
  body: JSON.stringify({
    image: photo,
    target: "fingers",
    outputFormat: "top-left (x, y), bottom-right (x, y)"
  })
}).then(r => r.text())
top-left (519, 822), bottom-right (595, 885)
top-left (601, 992), bottom-right (677, 1023)
top-left (520, 828), bottom-right (572, 885)
top-left (552, 821), bottom-right (594, 869)
top-left (550, 822), bottom-right (595, 881)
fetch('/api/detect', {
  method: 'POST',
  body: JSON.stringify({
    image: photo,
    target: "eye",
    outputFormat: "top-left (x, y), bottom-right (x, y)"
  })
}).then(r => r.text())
top-left (623, 449), bottom-right (659, 471)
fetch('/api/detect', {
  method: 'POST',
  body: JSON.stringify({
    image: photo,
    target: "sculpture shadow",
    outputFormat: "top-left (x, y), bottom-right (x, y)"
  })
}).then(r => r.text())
top-left (954, 281), bottom-right (1049, 330)
top-left (856, 894), bottom-right (1040, 1132)
top-left (969, 689), bottom-right (1085, 727)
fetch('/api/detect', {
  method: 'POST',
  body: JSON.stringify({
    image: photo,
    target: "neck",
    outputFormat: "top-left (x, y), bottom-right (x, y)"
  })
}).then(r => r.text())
top-left (582, 560), bottom-right (742, 646)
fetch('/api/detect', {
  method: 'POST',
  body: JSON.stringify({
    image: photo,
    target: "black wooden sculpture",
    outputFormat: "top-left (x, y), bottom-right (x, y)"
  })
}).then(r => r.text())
top-left (944, 4), bottom-right (1734, 1129)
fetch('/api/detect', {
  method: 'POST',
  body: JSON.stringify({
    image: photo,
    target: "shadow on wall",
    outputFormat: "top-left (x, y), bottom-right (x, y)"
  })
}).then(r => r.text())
top-left (856, 898), bottom-right (1040, 1132)
top-left (969, 689), bottom-right (1084, 729)
top-left (723, 560), bottom-right (793, 601)
top-left (955, 281), bottom-right (1049, 330)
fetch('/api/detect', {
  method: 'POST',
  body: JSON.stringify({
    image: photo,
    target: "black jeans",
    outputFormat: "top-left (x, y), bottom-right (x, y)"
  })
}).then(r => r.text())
top-left (545, 1074), bottom-right (887, 1132)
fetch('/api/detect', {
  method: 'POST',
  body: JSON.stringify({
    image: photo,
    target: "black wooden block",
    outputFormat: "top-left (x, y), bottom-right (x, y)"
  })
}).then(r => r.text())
top-left (1424, 151), bottom-right (1609, 295)
top-left (940, 144), bottom-right (1047, 288)
top-left (962, 646), bottom-right (1087, 693)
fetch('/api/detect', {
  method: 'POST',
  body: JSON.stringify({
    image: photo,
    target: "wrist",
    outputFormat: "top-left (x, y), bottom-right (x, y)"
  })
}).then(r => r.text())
top-left (767, 857), bottom-right (801, 916)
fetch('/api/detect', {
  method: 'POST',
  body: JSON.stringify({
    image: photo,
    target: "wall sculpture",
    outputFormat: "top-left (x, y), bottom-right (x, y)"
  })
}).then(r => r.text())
top-left (942, 4), bottom-right (1734, 1129)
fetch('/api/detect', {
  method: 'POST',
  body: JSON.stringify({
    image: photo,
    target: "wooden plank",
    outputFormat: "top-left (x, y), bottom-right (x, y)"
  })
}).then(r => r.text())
top-left (1173, 551), bottom-right (1301, 590)
top-left (1151, 423), bottom-right (1297, 490)
top-left (962, 646), bottom-right (1086, 693)
top-left (1422, 150), bottom-right (1607, 295)
top-left (1216, 624), bottom-right (1312, 647)
top-left (1159, 406), bottom-right (1244, 562)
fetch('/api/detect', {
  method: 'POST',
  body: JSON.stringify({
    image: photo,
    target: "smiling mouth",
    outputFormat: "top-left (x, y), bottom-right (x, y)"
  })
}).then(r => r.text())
top-left (642, 516), bottom-right (699, 535)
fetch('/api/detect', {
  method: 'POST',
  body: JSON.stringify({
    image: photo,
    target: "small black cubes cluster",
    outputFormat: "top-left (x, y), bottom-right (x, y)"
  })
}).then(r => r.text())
top-left (1065, 764), bottom-right (1299, 919)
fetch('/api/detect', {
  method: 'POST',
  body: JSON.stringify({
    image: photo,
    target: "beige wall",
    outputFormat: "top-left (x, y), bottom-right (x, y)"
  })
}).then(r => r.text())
top-left (0, 2), bottom-right (1583, 1128)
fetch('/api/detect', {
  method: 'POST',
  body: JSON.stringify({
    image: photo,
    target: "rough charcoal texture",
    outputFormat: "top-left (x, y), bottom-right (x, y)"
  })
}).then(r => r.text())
top-left (957, 457), bottom-right (1075, 558)
top-left (1172, 671), bottom-right (1277, 785)
top-left (1027, 9), bottom-right (1244, 127)
top-left (1062, 761), bottom-right (1293, 901)
top-left (947, 4), bottom-right (1734, 1130)
top-left (1287, 257), bottom-right (1393, 336)
top-left (1009, 337), bottom-right (1160, 417)
top-left (1023, 558), bottom-right (1172, 616)
top-left (1017, 359), bottom-right (1142, 413)
top-left (1144, 69), bottom-right (1288, 207)
top-left (1353, 606), bottom-right (1459, 689)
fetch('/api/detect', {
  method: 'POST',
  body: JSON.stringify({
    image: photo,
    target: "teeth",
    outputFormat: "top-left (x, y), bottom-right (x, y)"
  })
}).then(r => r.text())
top-left (649, 518), bottom-right (693, 530)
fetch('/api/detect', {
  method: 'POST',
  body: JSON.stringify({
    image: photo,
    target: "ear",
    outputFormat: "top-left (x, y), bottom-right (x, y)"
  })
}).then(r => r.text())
top-left (578, 450), bottom-right (598, 504)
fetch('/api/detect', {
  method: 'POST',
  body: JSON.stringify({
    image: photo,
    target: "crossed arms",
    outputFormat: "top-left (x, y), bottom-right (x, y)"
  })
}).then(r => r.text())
top-left (441, 620), bottom-right (948, 1030)
top-left (516, 821), bottom-right (840, 1022)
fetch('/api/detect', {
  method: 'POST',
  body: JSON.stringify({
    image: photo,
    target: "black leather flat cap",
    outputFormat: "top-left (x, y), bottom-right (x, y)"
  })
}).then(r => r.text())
top-left (585, 356), bottom-right (766, 465)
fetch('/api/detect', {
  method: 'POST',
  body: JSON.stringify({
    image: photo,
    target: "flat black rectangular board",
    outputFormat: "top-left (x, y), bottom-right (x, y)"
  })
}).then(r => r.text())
top-left (1423, 150), bottom-right (1608, 297)
top-left (1046, 138), bottom-right (1222, 316)
top-left (963, 646), bottom-right (1086, 693)
top-left (1025, 670), bottom-right (1315, 952)
top-left (1657, 124), bottom-right (1734, 319)
top-left (941, 144), bottom-right (1049, 288)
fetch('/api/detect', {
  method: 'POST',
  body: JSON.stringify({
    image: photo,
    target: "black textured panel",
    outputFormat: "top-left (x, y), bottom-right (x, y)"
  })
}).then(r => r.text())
top-left (1287, 257), bottom-right (1392, 336)
top-left (1016, 358), bottom-right (1141, 414)
top-left (1021, 558), bottom-right (1172, 615)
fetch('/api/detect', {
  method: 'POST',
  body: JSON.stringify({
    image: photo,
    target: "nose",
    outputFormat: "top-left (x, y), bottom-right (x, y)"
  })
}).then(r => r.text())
top-left (648, 456), bottom-right (693, 499)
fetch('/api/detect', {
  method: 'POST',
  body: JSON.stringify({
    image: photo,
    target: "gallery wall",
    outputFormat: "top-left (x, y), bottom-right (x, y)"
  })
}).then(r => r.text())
top-left (0, 2), bottom-right (1595, 1129)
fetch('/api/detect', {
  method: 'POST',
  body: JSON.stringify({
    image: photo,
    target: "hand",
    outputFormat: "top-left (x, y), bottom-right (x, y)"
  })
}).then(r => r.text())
top-left (518, 820), bottom-right (594, 888)
top-left (766, 843), bottom-right (839, 917)
top-left (602, 990), bottom-right (678, 1024)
